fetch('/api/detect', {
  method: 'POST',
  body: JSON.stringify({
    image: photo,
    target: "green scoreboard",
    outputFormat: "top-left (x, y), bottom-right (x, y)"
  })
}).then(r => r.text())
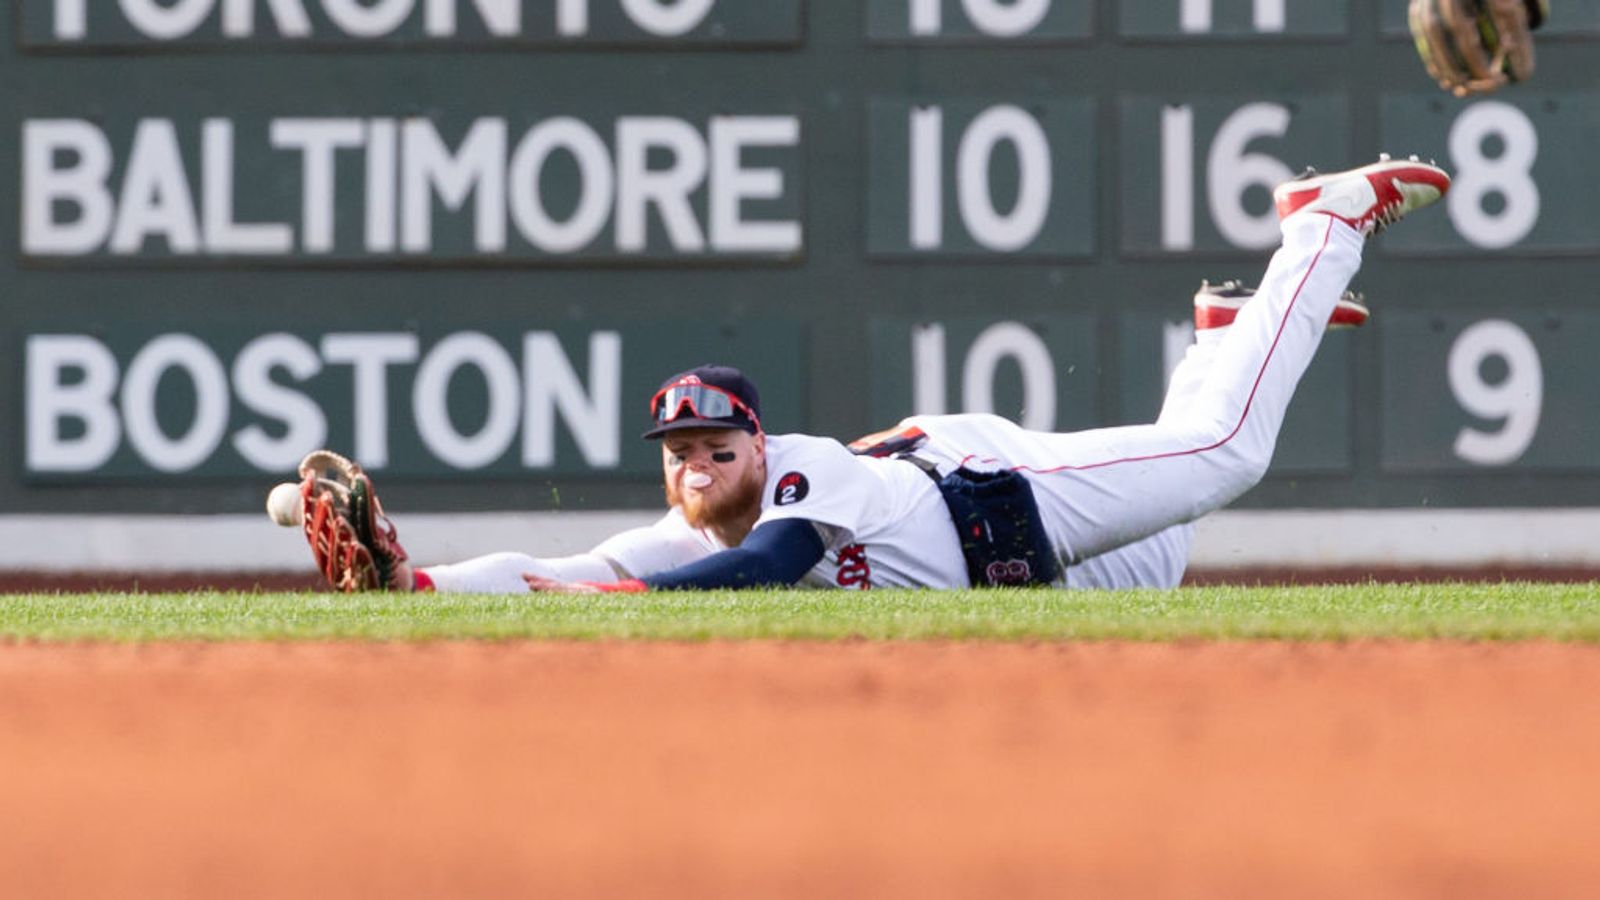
top-left (4, 0), bottom-right (1600, 515)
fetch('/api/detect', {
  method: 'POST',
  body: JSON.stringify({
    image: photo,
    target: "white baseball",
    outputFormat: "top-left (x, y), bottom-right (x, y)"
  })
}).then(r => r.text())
top-left (266, 482), bottom-right (304, 527)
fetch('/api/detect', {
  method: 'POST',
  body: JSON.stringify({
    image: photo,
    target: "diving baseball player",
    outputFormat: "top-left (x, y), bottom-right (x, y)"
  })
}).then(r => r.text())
top-left (291, 156), bottom-right (1451, 593)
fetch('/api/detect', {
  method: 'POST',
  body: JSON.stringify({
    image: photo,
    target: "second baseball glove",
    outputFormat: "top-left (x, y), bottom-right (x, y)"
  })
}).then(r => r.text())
top-left (1409, 0), bottom-right (1547, 96)
top-left (297, 450), bottom-right (411, 592)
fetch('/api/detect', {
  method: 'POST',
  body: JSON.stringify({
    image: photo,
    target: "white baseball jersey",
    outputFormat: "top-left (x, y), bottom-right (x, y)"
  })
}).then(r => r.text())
top-left (754, 434), bottom-right (969, 589)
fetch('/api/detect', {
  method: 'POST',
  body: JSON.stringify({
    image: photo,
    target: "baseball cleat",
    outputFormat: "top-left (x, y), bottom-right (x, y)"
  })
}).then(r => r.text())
top-left (1273, 154), bottom-right (1451, 236)
top-left (1194, 279), bottom-right (1369, 330)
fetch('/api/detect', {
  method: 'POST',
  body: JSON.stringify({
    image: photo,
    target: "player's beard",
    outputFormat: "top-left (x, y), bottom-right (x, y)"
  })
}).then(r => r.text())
top-left (666, 464), bottom-right (765, 534)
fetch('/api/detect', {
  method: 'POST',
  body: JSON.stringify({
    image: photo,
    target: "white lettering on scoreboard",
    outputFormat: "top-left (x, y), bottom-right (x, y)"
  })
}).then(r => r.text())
top-left (910, 321), bottom-right (1058, 431)
top-left (909, 105), bottom-right (1054, 252)
top-left (909, 0), bottom-right (1053, 37)
top-left (44, 0), bottom-right (725, 41)
top-left (1159, 101), bottom-right (1295, 251)
top-left (21, 115), bottom-right (802, 259)
top-left (25, 330), bottom-right (623, 474)
top-left (1178, 0), bottom-right (1286, 33)
top-left (1446, 319), bottom-right (1543, 466)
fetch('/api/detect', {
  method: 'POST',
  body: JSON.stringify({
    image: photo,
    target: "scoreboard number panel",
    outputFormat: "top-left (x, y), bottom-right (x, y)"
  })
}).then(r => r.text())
top-left (1379, 311), bottom-right (1600, 472)
top-left (1119, 0), bottom-right (1348, 38)
top-left (1378, 94), bottom-right (1600, 254)
top-left (867, 97), bottom-right (1096, 258)
top-left (1119, 95), bottom-right (1349, 255)
top-left (867, 0), bottom-right (1093, 42)
top-left (867, 315), bottom-right (1101, 433)
top-left (1117, 312), bottom-right (1354, 473)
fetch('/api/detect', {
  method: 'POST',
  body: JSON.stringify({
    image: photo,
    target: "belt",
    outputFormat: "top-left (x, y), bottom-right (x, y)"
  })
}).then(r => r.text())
top-left (896, 452), bottom-right (941, 483)
top-left (905, 456), bottom-right (1058, 587)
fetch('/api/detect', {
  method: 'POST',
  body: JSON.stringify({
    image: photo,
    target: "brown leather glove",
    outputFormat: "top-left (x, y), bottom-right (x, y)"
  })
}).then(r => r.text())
top-left (1409, 0), bottom-right (1547, 97)
top-left (297, 450), bottom-right (411, 592)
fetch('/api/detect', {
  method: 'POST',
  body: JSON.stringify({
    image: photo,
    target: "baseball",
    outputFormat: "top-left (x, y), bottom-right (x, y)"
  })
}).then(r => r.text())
top-left (266, 482), bottom-right (304, 527)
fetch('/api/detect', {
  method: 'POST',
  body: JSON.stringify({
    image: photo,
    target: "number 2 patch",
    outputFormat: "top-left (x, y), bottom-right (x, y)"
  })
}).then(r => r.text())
top-left (774, 472), bottom-right (810, 506)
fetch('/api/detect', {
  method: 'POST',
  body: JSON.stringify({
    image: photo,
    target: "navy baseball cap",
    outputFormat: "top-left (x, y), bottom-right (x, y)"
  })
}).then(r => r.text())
top-left (643, 365), bottom-right (763, 439)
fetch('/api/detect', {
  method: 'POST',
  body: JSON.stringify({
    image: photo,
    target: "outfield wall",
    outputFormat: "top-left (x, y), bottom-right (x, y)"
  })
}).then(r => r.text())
top-left (5, 2), bottom-right (1600, 570)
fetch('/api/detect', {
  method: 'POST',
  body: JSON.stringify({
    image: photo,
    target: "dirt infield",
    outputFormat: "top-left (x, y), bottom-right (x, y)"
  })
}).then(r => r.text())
top-left (3, 641), bottom-right (1598, 899)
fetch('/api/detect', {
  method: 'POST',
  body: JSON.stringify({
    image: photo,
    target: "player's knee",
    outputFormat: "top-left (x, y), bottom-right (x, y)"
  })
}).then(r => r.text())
top-left (1205, 442), bottom-right (1272, 504)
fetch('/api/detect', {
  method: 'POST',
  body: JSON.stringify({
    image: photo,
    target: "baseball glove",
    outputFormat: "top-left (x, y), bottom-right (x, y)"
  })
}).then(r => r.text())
top-left (296, 450), bottom-right (411, 592)
top-left (1409, 0), bottom-right (1548, 97)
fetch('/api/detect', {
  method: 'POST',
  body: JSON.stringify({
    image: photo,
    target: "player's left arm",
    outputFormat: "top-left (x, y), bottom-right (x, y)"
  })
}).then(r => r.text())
top-left (524, 518), bottom-right (826, 593)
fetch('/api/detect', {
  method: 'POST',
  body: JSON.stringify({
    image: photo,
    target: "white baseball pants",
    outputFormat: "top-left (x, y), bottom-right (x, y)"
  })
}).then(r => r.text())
top-left (921, 212), bottom-right (1362, 580)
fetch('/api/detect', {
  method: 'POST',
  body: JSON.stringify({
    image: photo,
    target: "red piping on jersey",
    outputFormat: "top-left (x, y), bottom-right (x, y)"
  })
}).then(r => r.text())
top-left (959, 216), bottom-right (1338, 476)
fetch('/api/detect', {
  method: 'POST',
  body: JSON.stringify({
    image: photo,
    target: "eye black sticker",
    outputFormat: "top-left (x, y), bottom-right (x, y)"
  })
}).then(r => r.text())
top-left (773, 471), bottom-right (809, 506)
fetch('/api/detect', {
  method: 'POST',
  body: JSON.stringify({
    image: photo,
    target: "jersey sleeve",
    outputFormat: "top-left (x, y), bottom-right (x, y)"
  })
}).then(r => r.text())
top-left (640, 519), bottom-right (826, 590)
top-left (591, 508), bottom-right (720, 578)
top-left (756, 435), bottom-right (880, 551)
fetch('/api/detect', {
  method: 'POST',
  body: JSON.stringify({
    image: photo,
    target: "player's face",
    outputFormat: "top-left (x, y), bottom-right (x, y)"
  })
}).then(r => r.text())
top-left (661, 428), bottom-right (765, 529)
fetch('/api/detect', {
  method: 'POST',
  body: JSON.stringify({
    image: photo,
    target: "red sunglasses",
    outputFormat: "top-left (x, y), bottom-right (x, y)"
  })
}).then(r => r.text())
top-left (650, 381), bottom-right (761, 431)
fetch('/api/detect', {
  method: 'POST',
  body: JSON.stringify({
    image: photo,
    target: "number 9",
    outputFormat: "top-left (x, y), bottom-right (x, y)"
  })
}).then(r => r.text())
top-left (1447, 319), bottom-right (1542, 466)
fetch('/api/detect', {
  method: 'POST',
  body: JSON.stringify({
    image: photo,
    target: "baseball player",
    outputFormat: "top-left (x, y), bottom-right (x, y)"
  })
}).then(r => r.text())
top-left (295, 155), bottom-right (1450, 593)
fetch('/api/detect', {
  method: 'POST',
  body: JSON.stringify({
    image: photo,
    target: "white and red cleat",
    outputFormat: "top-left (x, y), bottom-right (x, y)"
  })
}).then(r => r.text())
top-left (1194, 279), bottom-right (1369, 331)
top-left (1273, 155), bottom-right (1451, 236)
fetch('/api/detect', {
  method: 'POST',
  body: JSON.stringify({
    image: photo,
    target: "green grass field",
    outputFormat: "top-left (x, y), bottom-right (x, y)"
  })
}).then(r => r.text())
top-left (3, 583), bottom-right (1599, 642)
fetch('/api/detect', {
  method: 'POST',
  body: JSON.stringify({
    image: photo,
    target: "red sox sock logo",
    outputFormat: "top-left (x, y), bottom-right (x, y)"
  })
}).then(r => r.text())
top-left (984, 559), bottom-right (1032, 585)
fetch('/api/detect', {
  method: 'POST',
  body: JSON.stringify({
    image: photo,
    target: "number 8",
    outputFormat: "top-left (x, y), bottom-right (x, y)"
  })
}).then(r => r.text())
top-left (1448, 102), bottom-right (1539, 249)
